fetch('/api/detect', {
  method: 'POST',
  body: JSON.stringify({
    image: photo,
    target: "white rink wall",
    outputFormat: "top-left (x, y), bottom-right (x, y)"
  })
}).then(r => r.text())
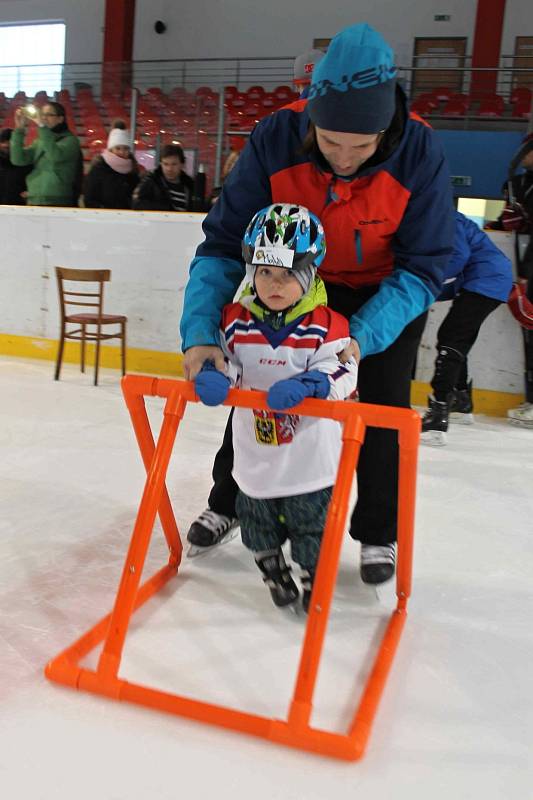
top-left (0, 206), bottom-right (524, 396)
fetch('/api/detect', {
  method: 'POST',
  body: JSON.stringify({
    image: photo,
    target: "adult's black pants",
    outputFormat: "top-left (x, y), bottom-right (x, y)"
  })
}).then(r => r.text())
top-left (430, 290), bottom-right (501, 399)
top-left (208, 282), bottom-right (427, 547)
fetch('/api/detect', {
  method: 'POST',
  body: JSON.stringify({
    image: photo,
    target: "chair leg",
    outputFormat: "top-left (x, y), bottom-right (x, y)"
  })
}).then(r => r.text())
top-left (81, 324), bottom-right (86, 373)
top-left (94, 331), bottom-right (101, 386)
top-left (54, 325), bottom-right (65, 381)
top-left (121, 322), bottom-right (127, 376)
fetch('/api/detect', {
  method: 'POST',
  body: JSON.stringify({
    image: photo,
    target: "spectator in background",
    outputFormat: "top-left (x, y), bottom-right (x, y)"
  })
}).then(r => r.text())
top-left (421, 211), bottom-right (513, 445)
top-left (486, 133), bottom-right (533, 426)
top-left (84, 122), bottom-right (140, 209)
top-left (206, 150), bottom-right (240, 208)
top-left (293, 48), bottom-right (326, 97)
top-left (133, 143), bottom-right (193, 211)
top-left (0, 128), bottom-right (31, 205)
top-left (10, 102), bottom-right (81, 206)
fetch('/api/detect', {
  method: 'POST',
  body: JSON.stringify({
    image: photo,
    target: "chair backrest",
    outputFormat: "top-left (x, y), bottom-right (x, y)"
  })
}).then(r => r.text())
top-left (55, 267), bottom-right (111, 322)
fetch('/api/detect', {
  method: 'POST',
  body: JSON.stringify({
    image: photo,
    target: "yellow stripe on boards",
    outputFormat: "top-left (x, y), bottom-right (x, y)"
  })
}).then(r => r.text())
top-left (410, 381), bottom-right (524, 419)
top-left (0, 333), bottom-right (184, 377)
top-left (0, 333), bottom-right (524, 416)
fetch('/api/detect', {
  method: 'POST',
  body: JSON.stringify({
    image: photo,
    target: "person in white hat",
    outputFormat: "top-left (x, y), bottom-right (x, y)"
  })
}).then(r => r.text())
top-left (84, 121), bottom-right (140, 209)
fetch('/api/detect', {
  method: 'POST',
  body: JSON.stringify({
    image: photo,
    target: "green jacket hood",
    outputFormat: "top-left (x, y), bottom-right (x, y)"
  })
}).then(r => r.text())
top-left (238, 275), bottom-right (328, 323)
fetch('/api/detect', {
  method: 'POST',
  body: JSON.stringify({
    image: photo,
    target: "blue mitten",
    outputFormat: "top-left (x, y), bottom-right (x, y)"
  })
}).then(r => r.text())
top-left (195, 361), bottom-right (231, 406)
top-left (267, 370), bottom-right (330, 410)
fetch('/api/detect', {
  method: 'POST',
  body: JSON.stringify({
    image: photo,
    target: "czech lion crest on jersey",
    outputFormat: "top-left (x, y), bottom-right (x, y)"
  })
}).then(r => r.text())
top-left (252, 408), bottom-right (299, 445)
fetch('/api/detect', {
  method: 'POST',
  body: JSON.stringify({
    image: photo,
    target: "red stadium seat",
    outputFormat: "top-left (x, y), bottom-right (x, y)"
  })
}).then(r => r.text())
top-left (510, 87), bottom-right (531, 105)
top-left (246, 85), bottom-right (265, 101)
top-left (227, 92), bottom-right (247, 108)
top-left (224, 85), bottom-right (239, 102)
top-left (273, 85), bottom-right (296, 102)
top-left (442, 93), bottom-right (470, 116)
top-left (512, 101), bottom-right (532, 118)
top-left (429, 86), bottom-right (454, 102)
top-left (410, 98), bottom-right (436, 116)
top-left (261, 93), bottom-right (277, 109)
top-left (476, 94), bottom-right (505, 117)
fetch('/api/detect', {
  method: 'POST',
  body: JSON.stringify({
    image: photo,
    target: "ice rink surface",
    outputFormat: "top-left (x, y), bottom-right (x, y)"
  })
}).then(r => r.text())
top-left (1, 357), bottom-right (532, 800)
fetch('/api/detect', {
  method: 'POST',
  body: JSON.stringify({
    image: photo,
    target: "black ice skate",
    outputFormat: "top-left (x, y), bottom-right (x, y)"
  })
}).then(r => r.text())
top-left (255, 550), bottom-right (299, 608)
top-left (186, 508), bottom-right (239, 558)
top-left (360, 543), bottom-right (396, 585)
top-left (421, 395), bottom-right (449, 446)
top-left (449, 381), bottom-right (474, 425)
top-left (300, 568), bottom-right (315, 613)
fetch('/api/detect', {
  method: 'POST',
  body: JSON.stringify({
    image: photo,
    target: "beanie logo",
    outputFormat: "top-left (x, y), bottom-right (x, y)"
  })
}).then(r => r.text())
top-left (358, 218), bottom-right (388, 225)
top-left (309, 64), bottom-right (397, 98)
top-left (252, 246), bottom-right (295, 269)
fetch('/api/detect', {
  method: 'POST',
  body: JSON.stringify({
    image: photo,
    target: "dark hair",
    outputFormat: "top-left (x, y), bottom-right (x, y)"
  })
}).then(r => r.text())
top-left (0, 127), bottom-right (13, 142)
top-left (46, 101), bottom-right (66, 119)
top-left (110, 118), bottom-right (127, 131)
top-left (160, 143), bottom-right (185, 163)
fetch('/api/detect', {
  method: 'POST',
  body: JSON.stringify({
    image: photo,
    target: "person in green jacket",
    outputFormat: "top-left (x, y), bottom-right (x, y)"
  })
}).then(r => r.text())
top-left (10, 101), bottom-right (82, 207)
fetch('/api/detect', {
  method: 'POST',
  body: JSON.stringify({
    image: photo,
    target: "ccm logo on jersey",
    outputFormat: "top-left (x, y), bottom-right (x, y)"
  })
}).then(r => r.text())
top-left (259, 358), bottom-right (287, 366)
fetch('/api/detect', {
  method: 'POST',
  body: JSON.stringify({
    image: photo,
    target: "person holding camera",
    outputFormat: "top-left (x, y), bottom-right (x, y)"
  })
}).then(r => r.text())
top-left (10, 102), bottom-right (82, 207)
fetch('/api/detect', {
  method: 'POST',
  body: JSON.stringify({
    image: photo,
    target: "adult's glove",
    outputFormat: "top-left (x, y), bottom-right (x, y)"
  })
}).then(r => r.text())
top-left (508, 280), bottom-right (533, 330)
top-left (267, 370), bottom-right (330, 410)
top-left (194, 361), bottom-right (231, 406)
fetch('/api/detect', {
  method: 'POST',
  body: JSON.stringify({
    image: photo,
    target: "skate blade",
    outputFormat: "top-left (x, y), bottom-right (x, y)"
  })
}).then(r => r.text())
top-left (507, 417), bottom-right (533, 429)
top-left (449, 412), bottom-right (474, 425)
top-left (421, 429), bottom-right (447, 447)
top-left (186, 526), bottom-right (240, 559)
top-left (276, 598), bottom-right (303, 619)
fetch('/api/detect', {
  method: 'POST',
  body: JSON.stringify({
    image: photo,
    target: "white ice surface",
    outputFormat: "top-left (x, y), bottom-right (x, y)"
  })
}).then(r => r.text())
top-left (1, 357), bottom-right (532, 800)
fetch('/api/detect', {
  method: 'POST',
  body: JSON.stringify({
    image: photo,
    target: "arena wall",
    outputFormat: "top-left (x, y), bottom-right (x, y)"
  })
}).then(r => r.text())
top-left (0, 206), bottom-right (524, 415)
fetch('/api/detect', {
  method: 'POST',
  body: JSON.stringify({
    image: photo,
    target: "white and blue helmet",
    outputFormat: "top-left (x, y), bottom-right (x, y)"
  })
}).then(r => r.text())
top-left (242, 203), bottom-right (326, 270)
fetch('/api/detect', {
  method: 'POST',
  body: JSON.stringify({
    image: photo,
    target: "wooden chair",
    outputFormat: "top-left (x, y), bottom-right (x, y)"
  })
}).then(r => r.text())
top-left (54, 267), bottom-right (127, 386)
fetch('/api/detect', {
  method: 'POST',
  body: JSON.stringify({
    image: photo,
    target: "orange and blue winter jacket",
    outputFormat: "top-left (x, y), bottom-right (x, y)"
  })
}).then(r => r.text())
top-left (180, 91), bottom-right (455, 357)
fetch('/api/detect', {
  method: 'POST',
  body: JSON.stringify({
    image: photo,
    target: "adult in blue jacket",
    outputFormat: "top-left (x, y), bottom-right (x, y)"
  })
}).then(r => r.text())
top-left (421, 211), bottom-right (512, 443)
top-left (181, 23), bottom-right (455, 584)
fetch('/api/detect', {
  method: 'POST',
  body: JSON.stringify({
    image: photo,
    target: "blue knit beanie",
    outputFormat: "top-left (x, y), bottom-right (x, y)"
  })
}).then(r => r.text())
top-left (307, 23), bottom-right (397, 134)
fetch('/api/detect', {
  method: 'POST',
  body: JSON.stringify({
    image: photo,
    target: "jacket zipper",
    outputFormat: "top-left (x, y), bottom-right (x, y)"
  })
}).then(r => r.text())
top-left (354, 229), bottom-right (363, 264)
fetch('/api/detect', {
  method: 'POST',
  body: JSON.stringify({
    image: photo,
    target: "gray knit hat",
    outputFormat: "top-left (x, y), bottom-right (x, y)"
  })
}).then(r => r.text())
top-left (293, 49), bottom-right (325, 85)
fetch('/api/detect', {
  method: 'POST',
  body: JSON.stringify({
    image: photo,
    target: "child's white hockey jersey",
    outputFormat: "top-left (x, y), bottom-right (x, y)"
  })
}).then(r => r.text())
top-left (219, 302), bottom-right (358, 499)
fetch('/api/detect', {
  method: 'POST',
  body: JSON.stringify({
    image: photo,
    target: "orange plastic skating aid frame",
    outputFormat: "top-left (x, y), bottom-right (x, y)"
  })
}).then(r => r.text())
top-left (45, 375), bottom-right (420, 761)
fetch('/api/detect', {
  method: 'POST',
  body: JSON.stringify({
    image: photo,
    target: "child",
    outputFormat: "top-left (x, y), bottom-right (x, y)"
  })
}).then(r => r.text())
top-left (194, 204), bottom-right (358, 612)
